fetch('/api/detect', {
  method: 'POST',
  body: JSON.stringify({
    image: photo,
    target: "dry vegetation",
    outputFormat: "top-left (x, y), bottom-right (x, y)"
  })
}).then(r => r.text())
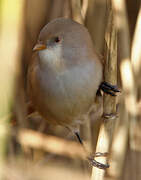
top-left (0, 0), bottom-right (141, 180)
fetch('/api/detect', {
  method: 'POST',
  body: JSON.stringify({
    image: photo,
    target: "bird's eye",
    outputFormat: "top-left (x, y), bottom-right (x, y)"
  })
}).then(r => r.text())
top-left (54, 37), bottom-right (60, 43)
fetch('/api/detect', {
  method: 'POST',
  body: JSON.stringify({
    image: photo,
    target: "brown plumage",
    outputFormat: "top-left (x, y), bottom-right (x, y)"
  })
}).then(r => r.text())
top-left (28, 18), bottom-right (102, 131)
top-left (28, 18), bottom-right (119, 169)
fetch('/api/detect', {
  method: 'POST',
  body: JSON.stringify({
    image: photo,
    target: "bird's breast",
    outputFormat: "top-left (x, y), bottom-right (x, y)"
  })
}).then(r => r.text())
top-left (31, 60), bottom-right (102, 126)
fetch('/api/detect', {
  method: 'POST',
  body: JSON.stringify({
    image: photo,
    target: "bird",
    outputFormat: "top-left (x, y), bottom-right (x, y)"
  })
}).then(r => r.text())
top-left (27, 18), bottom-right (119, 169)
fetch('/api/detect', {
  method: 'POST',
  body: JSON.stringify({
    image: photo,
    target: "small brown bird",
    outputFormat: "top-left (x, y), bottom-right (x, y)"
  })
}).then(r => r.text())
top-left (28, 18), bottom-right (119, 169)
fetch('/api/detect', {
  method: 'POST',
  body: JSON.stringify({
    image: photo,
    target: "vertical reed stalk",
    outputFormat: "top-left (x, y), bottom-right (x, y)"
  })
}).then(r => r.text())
top-left (0, 0), bottom-right (25, 178)
top-left (130, 4), bottom-right (141, 151)
top-left (86, 0), bottom-right (107, 53)
top-left (71, 0), bottom-right (84, 24)
top-left (107, 0), bottom-right (138, 179)
top-left (91, 1), bottom-right (118, 179)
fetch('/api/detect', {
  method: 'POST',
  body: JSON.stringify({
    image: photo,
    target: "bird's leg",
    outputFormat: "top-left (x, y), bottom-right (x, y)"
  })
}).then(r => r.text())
top-left (98, 81), bottom-right (120, 96)
top-left (75, 132), bottom-right (109, 169)
top-left (75, 132), bottom-right (83, 145)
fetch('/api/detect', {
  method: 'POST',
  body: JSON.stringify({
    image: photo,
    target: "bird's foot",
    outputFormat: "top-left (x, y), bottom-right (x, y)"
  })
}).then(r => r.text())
top-left (87, 152), bottom-right (109, 169)
top-left (99, 81), bottom-right (120, 96)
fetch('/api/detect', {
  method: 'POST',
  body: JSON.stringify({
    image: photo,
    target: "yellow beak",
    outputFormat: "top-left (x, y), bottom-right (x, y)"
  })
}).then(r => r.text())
top-left (33, 44), bottom-right (46, 51)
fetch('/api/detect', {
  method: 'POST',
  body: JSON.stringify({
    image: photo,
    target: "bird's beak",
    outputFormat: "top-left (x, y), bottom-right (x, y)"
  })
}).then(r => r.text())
top-left (33, 43), bottom-right (46, 51)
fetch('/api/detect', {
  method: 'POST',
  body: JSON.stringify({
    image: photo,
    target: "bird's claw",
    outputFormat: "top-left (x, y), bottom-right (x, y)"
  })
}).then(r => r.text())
top-left (99, 81), bottom-right (120, 96)
top-left (87, 152), bottom-right (109, 169)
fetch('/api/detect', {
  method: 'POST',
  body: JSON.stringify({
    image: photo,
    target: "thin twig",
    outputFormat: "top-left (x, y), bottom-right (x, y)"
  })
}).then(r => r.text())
top-left (17, 129), bottom-right (87, 159)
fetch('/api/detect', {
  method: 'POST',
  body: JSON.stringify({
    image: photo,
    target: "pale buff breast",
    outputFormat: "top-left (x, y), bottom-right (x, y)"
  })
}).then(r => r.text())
top-left (28, 57), bottom-right (102, 129)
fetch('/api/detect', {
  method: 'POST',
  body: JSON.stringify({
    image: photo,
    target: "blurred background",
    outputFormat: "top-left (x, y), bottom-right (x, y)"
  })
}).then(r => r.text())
top-left (0, 0), bottom-right (141, 179)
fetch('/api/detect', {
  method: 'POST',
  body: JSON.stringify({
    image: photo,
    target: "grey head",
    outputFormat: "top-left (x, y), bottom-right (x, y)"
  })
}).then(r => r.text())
top-left (33, 18), bottom-right (99, 69)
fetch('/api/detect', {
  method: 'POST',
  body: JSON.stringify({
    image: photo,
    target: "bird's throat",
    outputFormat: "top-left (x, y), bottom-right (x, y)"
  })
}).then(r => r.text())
top-left (38, 45), bottom-right (65, 73)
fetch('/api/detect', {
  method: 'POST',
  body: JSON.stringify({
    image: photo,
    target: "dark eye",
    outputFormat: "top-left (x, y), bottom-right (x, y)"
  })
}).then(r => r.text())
top-left (54, 37), bottom-right (60, 43)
